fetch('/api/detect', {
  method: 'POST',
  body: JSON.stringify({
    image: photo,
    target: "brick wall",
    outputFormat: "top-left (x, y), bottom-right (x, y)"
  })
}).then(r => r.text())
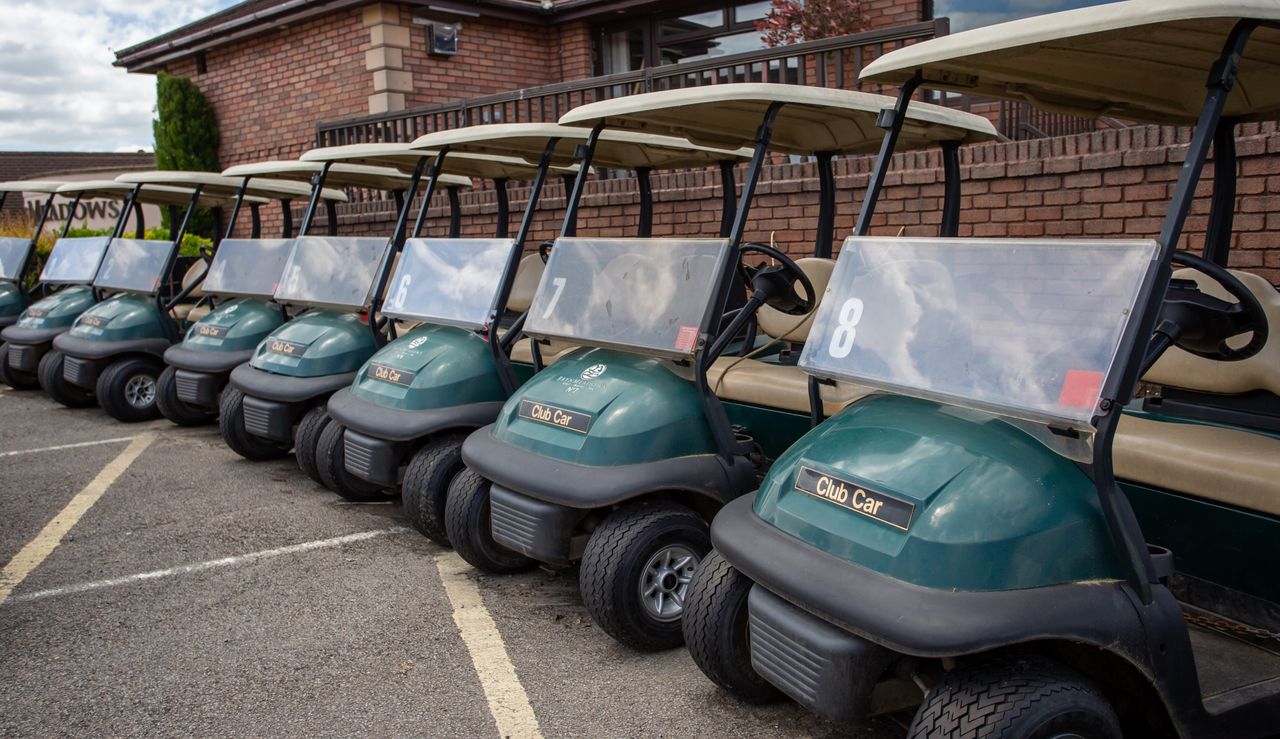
top-left (863, 0), bottom-right (929, 30)
top-left (330, 121), bottom-right (1279, 283)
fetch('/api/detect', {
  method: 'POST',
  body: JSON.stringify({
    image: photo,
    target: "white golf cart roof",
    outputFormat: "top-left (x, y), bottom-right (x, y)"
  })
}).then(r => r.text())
top-left (117, 169), bottom-right (347, 203)
top-left (0, 180), bottom-right (64, 194)
top-left (298, 142), bottom-right (544, 181)
top-left (558, 83), bottom-right (997, 154)
top-left (410, 123), bottom-right (754, 170)
top-left (220, 160), bottom-right (444, 192)
top-left (56, 180), bottom-right (262, 208)
top-left (860, 0), bottom-right (1280, 124)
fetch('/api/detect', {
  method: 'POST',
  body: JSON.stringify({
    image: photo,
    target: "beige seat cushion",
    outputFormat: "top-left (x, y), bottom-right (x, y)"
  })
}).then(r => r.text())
top-left (185, 305), bottom-right (212, 323)
top-left (510, 339), bottom-right (577, 366)
top-left (709, 356), bottom-right (872, 416)
top-left (507, 254), bottom-right (544, 313)
top-left (1114, 414), bottom-right (1280, 517)
top-left (181, 260), bottom-right (207, 299)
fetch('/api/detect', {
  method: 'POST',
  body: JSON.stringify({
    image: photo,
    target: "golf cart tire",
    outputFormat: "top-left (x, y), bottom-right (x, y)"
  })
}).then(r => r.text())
top-left (38, 349), bottom-right (96, 408)
top-left (219, 387), bottom-right (291, 461)
top-left (96, 357), bottom-right (163, 423)
top-left (444, 468), bottom-right (535, 574)
top-left (683, 549), bottom-right (782, 703)
top-left (579, 502), bottom-right (711, 652)
top-left (156, 366), bottom-right (216, 427)
top-left (907, 655), bottom-right (1121, 739)
top-left (294, 406), bottom-right (331, 485)
top-left (316, 421), bottom-right (387, 502)
top-left (0, 342), bottom-right (39, 390)
top-left (402, 433), bottom-right (469, 546)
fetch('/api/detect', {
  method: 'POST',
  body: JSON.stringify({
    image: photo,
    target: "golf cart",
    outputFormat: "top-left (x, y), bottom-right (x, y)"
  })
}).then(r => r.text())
top-left (683, 3), bottom-right (1280, 737)
top-left (48, 173), bottom-right (259, 421)
top-left (0, 180), bottom-right (62, 387)
top-left (453, 84), bottom-right (994, 651)
top-left (316, 124), bottom-right (751, 520)
top-left (218, 147), bottom-right (470, 466)
top-left (156, 164), bottom-right (349, 426)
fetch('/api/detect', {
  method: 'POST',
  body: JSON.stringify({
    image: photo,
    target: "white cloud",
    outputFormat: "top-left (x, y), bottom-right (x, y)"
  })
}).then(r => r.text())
top-left (0, 0), bottom-right (237, 152)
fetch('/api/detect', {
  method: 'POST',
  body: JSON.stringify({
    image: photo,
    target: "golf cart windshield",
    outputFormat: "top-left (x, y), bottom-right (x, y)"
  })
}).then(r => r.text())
top-left (0, 237), bottom-right (31, 281)
top-left (273, 236), bottom-right (390, 311)
top-left (93, 239), bottom-right (177, 295)
top-left (202, 238), bottom-right (295, 300)
top-left (382, 238), bottom-right (520, 329)
top-left (799, 237), bottom-right (1161, 431)
top-left (525, 237), bottom-right (731, 359)
top-left (38, 237), bottom-right (111, 284)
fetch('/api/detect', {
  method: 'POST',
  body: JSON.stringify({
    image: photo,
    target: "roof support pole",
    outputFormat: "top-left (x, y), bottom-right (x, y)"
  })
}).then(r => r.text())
top-left (297, 161), bottom-right (333, 236)
top-left (814, 151), bottom-right (835, 258)
top-left (1203, 117), bottom-right (1238, 267)
top-left (940, 140), bottom-right (962, 237)
top-left (636, 167), bottom-right (653, 238)
top-left (494, 178), bottom-right (510, 239)
top-left (717, 161), bottom-right (736, 238)
top-left (854, 75), bottom-right (920, 237)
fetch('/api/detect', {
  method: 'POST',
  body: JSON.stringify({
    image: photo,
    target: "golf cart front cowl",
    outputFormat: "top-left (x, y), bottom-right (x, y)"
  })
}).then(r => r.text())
top-left (753, 394), bottom-right (1124, 592)
top-left (66, 294), bottom-right (168, 344)
top-left (248, 310), bottom-right (376, 378)
top-left (9, 285), bottom-right (96, 336)
top-left (0, 282), bottom-right (26, 325)
top-left (347, 324), bottom-right (505, 411)
top-left (182, 299), bottom-right (283, 354)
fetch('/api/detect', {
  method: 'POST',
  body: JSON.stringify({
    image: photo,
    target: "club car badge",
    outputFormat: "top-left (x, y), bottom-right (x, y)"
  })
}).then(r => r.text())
top-left (518, 399), bottom-right (592, 434)
top-left (793, 465), bottom-right (915, 531)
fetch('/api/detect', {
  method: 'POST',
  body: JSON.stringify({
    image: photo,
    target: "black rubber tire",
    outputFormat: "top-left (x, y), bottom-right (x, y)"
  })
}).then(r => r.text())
top-left (96, 357), bottom-right (163, 423)
top-left (907, 656), bottom-right (1122, 739)
top-left (316, 421), bottom-right (388, 501)
top-left (38, 349), bottom-right (96, 408)
top-left (683, 548), bottom-right (783, 703)
top-left (156, 366), bottom-right (216, 426)
top-left (444, 468), bottom-right (535, 574)
top-left (402, 433), bottom-right (469, 546)
top-left (294, 406), bottom-right (330, 485)
top-left (0, 342), bottom-right (40, 390)
top-left (218, 386), bottom-right (291, 461)
top-left (579, 502), bottom-right (711, 651)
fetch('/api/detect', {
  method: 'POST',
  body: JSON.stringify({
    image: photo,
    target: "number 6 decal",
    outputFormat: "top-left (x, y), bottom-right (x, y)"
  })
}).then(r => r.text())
top-left (541, 276), bottom-right (567, 318)
top-left (828, 298), bottom-right (864, 358)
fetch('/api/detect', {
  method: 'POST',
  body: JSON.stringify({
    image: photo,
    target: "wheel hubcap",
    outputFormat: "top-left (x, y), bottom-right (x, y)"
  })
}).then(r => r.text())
top-left (639, 544), bottom-right (699, 622)
top-left (124, 374), bottom-right (156, 408)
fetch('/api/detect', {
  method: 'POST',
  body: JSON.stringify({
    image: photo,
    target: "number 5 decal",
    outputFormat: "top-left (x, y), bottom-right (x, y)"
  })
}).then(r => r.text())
top-left (828, 298), bottom-right (864, 358)
top-left (541, 276), bottom-right (566, 318)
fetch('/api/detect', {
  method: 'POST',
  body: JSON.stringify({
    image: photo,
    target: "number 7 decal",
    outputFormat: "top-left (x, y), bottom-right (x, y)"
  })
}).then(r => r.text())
top-left (541, 276), bottom-right (566, 318)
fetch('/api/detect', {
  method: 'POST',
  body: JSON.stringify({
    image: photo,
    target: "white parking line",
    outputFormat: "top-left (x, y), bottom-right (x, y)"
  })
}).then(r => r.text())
top-left (4, 527), bottom-right (410, 605)
top-left (436, 552), bottom-right (544, 739)
top-left (0, 436), bottom-right (135, 458)
top-left (0, 433), bottom-right (155, 603)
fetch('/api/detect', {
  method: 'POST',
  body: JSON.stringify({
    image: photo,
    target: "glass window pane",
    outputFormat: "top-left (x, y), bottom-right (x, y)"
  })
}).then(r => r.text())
top-left (602, 27), bottom-right (647, 74)
top-left (94, 239), bottom-right (176, 295)
top-left (202, 239), bottom-right (296, 299)
top-left (734, 2), bottom-right (772, 22)
top-left (0, 237), bottom-right (31, 281)
top-left (525, 237), bottom-right (732, 358)
top-left (659, 10), bottom-right (725, 37)
top-left (382, 238), bottom-right (521, 329)
top-left (661, 30), bottom-right (767, 65)
top-left (799, 237), bottom-right (1160, 430)
top-left (39, 237), bottom-right (110, 284)
top-left (274, 236), bottom-right (390, 310)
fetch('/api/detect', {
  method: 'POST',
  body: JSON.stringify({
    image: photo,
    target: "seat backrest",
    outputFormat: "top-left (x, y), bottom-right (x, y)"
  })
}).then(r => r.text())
top-left (507, 253), bottom-right (545, 313)
top-left (755, 257), bottom-right (836, 342)
top-left (1144, 268), bottom-right (1280, 396)
top-left (181, 260), bottom-right (207, 300)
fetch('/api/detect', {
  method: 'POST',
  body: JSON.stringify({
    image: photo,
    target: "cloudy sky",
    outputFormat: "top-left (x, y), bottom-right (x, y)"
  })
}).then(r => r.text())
top-left (0, 0), bottom-right (238, 153)
top-left (1, 0), bottom-right (1119, 154)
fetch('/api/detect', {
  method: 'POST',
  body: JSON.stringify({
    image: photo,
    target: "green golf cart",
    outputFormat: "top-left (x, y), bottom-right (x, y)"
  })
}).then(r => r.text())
top-left (218, 147), bottom-right (470, 466)
top-left (453, 84), bottom-right (994, 650)
top-left (684, 3), bottom-right (1280, 737)
top-left (45, 176), bottom-right (253, 419)
top-left (0, 180), bottom-right (62, 388)
top-left (156, 164), bottom-right (349, 426)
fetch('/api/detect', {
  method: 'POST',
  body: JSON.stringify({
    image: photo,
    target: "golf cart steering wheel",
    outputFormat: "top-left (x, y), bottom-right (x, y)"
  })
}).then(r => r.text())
top-left (1161, 251), bottom-right (1268, 361)
top-left (738, 243), bottom-right (815, 316)
top-left (538, 241), bottom-right (554, 264)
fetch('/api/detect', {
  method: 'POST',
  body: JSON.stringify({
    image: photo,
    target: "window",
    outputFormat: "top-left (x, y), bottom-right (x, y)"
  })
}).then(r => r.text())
top-left (933, 0), bottom-right (1121, 32)
top-left (595, 2), bottom-right (777, 75)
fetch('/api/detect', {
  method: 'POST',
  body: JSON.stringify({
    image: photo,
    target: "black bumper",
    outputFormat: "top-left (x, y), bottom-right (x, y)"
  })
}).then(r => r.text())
top-left (461, 424), bottom-right (755, 509)
top-left (713, 495), bottom-right (1145, 659)
top-left (174, 369), bottom-right (225, 409)
top-left (228, 363), bottom-right (355, 404)
top-left (52, 333), bottom-right (170, 361)
top-left (1, 325), bottom-right (62, 344)
top-left (6, 342), bottom-right (43, 372)
top-left (488, 485), bottom-right (586, 565)
top-left (327, 387), bottom-right (503, 442)
top-left (164, 344), bottom-right (253, 374)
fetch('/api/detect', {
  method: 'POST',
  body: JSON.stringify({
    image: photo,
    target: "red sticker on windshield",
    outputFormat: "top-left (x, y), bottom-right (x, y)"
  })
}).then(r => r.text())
top-left (675, 325), bottom-right (699, 352)
top-left (1058, 370), bottom-right (1104, 409)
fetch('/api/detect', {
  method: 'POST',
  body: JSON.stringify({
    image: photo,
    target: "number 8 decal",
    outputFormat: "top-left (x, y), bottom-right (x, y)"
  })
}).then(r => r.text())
top-left (828, 298), bottom-right (864, 359)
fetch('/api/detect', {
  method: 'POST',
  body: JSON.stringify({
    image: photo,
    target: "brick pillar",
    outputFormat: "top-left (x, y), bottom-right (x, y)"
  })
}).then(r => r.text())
top-left (557, 21), bottom-right (593, 81)
top-left (364, 3), bottom-right (413, 114)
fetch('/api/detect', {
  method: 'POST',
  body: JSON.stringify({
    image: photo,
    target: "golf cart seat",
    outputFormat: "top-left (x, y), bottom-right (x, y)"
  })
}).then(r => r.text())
top-left (507, 253), bottom-right (576, 365)
top-left (1115, 268), bottom-right (1280, 516)
top-left (708, 257), bottom-right (872, 416)
top-left (170, 261), bottom-right (209, 322)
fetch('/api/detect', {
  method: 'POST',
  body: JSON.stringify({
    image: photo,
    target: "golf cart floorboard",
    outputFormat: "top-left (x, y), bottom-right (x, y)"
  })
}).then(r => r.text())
top-left (1186, 613), bottom-right (1280, 714)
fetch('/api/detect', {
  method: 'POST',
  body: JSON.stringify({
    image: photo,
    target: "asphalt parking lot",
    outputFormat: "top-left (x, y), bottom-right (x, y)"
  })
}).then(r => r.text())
top-left (0, 386), bottom-right (901, 738)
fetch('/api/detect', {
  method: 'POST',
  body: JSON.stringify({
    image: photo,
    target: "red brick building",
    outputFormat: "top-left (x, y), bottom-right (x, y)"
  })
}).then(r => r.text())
top-left (116, 1), bottom-right (1280, 280)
